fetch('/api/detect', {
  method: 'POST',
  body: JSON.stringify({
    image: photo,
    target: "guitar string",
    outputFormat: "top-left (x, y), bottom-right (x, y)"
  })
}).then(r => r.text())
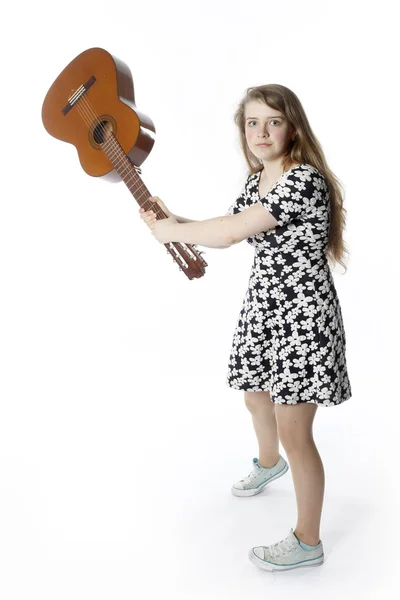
top-left (77, 96), bottom-right (144, 195)
top-left (75, 100), bottom-right (145, 201)
top-left (75, 95), bottom-right (164, 220)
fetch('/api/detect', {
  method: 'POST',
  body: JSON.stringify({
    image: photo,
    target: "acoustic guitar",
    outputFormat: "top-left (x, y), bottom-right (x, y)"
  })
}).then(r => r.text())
top-left (41, 47), bottom-right (208, 280)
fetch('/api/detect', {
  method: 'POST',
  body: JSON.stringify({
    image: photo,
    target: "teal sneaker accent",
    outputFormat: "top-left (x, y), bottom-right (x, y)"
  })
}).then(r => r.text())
top-left (293, 530), bottom-right (320, 550)
top-left (299, 540), bottom-right (320, 550)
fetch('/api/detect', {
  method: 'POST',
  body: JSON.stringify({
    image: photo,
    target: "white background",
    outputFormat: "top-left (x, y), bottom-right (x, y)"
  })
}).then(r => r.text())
top-left (1, 0), bottom-right (398, 598)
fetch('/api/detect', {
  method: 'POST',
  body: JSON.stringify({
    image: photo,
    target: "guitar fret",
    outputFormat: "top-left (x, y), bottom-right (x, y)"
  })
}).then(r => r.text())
top-left (102, 137), bottom-right (156, 211)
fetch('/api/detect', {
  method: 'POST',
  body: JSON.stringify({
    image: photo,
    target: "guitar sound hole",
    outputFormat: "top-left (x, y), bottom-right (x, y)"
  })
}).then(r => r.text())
top-left (93, 120), bottom-right (113, 144)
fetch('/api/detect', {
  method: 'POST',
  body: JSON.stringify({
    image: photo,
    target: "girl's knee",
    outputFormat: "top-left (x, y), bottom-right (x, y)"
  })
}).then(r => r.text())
top-left (244, 390), bottom-right (273, 413)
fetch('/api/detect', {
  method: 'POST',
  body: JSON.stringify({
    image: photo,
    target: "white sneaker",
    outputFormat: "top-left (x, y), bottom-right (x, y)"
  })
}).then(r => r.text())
top-left (249, 528), bottom-right (324, 571)
top-left (231, 456), bottom-right (289, 497)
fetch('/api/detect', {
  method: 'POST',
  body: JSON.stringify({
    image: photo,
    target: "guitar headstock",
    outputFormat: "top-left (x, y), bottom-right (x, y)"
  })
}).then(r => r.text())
top-left (164, 242), bottom-right (208, 279)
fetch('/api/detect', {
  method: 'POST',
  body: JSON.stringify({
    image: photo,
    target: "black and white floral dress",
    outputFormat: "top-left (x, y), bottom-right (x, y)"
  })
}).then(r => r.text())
top-left (225, 163), bottom-right (352, 406)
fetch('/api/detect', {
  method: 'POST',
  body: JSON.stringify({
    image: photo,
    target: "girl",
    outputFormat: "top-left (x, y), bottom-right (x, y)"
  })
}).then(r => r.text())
top-left (139, 84), bottom-right (352, 572)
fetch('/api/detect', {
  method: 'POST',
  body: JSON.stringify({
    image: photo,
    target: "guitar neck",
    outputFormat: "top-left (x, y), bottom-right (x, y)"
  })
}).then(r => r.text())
top-left (102, 133), bottom-right (208, 280)
top-left (103, 133), bottom-right (155, 213)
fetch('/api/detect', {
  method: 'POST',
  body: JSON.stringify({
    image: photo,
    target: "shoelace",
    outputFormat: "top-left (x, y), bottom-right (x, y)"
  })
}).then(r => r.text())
top-left (268, 537), bottom-right (298, 559)
top-left (242, 466), bottom-right (266, 487)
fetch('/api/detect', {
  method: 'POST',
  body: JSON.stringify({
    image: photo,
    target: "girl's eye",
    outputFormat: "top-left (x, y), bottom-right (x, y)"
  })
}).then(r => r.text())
top-left (248, 120), bottom-right (280, 126)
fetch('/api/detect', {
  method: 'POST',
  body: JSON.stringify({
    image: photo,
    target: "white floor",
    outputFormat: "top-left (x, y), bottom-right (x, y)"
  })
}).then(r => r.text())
top-left (1, 369), bottom-right (397, 600)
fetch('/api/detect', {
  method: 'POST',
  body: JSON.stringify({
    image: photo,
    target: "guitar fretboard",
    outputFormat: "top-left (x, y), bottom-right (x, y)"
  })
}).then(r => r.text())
top-left (102, 133), bottom-right (158, 214)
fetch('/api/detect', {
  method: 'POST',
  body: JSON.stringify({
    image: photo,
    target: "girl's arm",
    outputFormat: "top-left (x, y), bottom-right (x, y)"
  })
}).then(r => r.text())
top-left (174, 215), bottom-right (230, 248)
top-left (175, 214), bottom-right (232, 248)
top-left (174, 215), bottom-right (198, 224)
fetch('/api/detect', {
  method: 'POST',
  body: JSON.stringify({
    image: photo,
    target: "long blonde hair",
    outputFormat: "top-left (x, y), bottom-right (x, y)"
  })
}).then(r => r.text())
top-left (234, 84), bottom-right (350, 273)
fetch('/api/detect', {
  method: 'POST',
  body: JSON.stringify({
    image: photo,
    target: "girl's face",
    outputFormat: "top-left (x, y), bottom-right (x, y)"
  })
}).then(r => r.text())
top-left (244, 99), bottom-right (295, 162)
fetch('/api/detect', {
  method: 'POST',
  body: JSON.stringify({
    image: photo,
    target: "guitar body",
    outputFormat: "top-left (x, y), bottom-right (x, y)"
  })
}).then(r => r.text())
top-left (42, 47), bottom-right (156, 181)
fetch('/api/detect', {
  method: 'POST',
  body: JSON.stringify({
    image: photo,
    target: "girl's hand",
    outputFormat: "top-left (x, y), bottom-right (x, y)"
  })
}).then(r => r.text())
top-left (139, 198), bottom-right (179, 244)
top-left (151, 215), bottom-right (179, 244)
top-left (140, 196), bottom-right (175, 219)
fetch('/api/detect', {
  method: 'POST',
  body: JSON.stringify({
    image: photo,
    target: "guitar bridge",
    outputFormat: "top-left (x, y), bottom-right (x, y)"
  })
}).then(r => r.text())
top-left (62, 76), bottom-right (96, 116)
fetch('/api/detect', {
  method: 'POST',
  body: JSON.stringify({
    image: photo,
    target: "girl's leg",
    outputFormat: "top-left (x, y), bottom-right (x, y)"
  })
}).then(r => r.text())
top-left (274, 402), bottom-right (324, 546)
top-left (244, 391), bottom-right (280, 468)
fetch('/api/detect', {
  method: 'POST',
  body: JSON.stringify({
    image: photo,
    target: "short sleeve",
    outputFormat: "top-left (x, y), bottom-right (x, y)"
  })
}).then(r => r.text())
top-left (226, 174), bottom-right (251, 215)
top-left (257, 167), bottom-right (328, 227)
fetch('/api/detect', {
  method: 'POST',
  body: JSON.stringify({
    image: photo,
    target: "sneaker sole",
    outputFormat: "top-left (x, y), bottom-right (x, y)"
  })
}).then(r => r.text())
top-left (248, 549), bottom-right (324, 571)
top-left (231, 461), bottom-right (289, 497)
